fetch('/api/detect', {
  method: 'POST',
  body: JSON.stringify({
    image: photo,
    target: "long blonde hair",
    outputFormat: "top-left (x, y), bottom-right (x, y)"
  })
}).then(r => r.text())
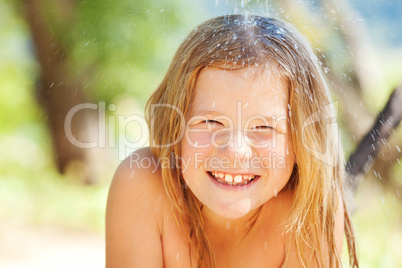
top-left (145, 15), bottom-right (358, 267)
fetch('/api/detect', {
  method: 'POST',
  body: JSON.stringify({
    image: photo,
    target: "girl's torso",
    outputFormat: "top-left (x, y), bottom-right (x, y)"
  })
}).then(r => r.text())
top-left (106, 148), bottom-right (294, 268)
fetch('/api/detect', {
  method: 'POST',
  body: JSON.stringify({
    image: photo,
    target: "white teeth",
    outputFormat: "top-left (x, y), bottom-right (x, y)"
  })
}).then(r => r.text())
top-left (234, 175), bottom-right (242, 183)
top-left (247, 175), bottom-right (255, 180)
top-left (225, 174), bottom-right (233, 182)
top-left (210, 172), bottom-right (256, 185)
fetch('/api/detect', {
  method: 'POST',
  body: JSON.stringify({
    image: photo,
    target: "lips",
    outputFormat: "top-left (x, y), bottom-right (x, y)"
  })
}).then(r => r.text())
top-left (207, 171), bottom-right (258, 186)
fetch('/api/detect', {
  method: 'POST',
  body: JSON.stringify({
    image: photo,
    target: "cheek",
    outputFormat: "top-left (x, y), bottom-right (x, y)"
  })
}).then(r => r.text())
top-left (180, 132), bottom-right (210, 166)
top-left (180, 155), bottom-right (197, 191)
top-left (180, 139), bottom-right (207, 180)
top-left (185, 124), bottom-right (223, 148)
top-left (185, 131), bottom-right (212, 147)
top-left (259, 134), bottom-right (295, 170)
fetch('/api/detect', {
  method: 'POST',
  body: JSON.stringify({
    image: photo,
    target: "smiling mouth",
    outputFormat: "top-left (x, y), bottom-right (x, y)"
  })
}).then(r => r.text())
top-left (207, 171), bottom-right (258, 186)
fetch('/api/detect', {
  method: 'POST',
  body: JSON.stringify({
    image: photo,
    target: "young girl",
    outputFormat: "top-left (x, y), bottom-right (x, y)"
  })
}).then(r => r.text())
top-left (106, 15), bottom-right (358, 267)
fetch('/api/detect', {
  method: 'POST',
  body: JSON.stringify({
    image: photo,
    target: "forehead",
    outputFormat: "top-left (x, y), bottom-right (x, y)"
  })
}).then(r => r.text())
top-left (190, 66), bottom-right (289, 117)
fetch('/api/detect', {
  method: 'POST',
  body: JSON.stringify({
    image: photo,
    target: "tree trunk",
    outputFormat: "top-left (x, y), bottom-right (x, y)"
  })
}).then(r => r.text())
top-left (22, 0), bottom-right (95, 183)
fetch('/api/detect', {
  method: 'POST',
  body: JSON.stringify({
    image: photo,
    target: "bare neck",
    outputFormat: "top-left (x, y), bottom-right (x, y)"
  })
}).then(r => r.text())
top-left (202, 205), bottom-right (264, 243)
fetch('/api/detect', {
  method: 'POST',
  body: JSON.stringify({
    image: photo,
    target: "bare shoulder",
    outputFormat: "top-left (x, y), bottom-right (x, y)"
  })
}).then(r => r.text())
top-left (108, 147), bottom-right (166, 201)
top-left (106, 147), bottom-right (169, 267)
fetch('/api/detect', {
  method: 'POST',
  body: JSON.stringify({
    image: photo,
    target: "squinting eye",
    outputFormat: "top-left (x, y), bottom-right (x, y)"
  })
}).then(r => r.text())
top-left (204, 119), bottom-right (223, 125)
top-left (252, 126), bottom-right (273, 130)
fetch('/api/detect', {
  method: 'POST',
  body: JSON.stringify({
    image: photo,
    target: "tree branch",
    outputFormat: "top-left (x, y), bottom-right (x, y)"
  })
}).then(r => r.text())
top-left (346, 83), bottom-right (402, 194)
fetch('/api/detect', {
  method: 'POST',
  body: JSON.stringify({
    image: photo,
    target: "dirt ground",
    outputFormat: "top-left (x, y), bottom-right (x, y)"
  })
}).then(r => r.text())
top-left (0, 220), bottom-right (104, 268)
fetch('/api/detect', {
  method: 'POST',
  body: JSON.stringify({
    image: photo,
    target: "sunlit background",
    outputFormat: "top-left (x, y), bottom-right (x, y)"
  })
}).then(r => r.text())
top-left (0, 0), bottom-right (401, 267)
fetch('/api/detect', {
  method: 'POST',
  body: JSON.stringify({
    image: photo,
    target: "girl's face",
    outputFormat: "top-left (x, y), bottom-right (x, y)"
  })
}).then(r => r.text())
top-left (180, 66), bottom-right (295, 220)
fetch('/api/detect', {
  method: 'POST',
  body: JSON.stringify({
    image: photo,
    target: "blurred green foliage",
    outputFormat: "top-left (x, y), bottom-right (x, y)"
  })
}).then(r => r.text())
top-left (50, 0), bottom-right (210, 104)
top-left (0, 0), bottom-right (212, 231)
top-left (0, 1), bottom-right (37, 134)
top-left (352, 178), bottom-right (402, 267)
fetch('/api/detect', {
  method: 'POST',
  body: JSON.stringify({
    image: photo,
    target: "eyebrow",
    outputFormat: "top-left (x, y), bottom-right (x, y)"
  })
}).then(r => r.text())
top-left (192, 110), bottom-right (226, 118)
top-left (192, 109), bottom-right (280, 122)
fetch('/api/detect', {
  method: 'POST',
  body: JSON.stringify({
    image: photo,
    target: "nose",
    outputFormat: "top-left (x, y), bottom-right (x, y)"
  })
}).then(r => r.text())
top-left (214, 129), bottom-right (253, 161)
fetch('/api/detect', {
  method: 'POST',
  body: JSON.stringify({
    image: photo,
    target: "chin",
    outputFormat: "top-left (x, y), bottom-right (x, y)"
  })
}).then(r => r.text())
top-left (212, 198), bottom-right (254, 219)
